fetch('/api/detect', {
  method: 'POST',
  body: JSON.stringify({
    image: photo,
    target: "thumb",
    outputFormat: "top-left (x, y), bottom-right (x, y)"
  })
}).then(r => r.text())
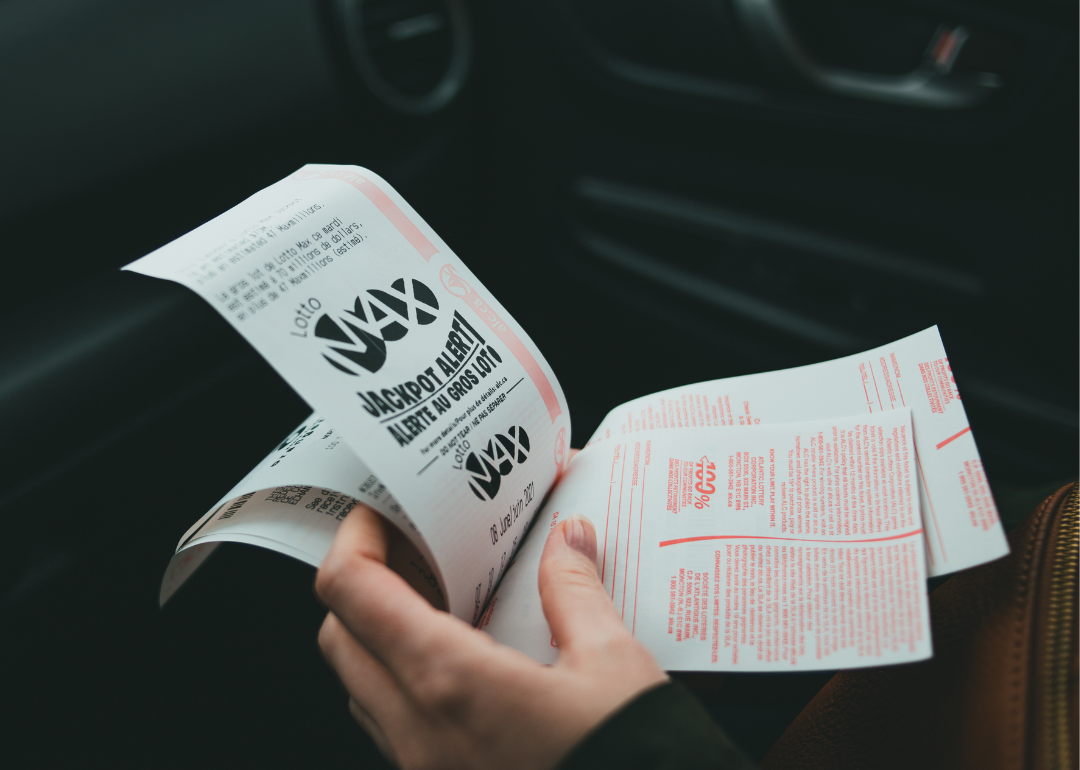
top-left (537, 515), bottom-right (630, 662)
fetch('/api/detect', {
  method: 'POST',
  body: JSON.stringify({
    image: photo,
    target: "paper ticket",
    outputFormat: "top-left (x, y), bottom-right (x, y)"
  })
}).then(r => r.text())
top-left (484, 410), bottom-right (932, 671)
top-left (584, 327), bottom-right (1006, 576)
top-left (125, 165), bottom-right (571, 624)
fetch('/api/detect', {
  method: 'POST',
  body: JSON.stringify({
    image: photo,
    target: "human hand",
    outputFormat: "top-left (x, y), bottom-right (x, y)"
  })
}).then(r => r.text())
top-left (316, 504), bottom-right (668, 770)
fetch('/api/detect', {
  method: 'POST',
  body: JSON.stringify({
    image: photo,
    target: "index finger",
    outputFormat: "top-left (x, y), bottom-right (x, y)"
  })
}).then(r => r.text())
top-left (315, 505), bottom-right (481, 681)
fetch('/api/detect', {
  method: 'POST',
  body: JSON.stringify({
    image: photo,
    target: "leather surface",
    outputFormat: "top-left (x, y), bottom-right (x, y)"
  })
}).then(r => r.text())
top-left (760, 482), bottom-right (1078, 770)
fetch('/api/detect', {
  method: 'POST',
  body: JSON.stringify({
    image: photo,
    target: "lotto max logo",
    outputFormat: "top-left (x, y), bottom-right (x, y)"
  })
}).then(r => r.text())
top-left (465, 426), bottom-right (530, 501)
top-left (314, 278), bottom-right (439, 376)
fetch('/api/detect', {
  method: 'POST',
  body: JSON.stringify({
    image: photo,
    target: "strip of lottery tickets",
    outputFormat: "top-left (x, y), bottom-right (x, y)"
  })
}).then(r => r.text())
top-left (125, 165), bottom-right (1006, 671)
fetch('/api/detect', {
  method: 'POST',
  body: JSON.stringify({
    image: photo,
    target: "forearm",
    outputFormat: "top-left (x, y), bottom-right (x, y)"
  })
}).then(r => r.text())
top-left (557, 682), bottom-right (755, 770)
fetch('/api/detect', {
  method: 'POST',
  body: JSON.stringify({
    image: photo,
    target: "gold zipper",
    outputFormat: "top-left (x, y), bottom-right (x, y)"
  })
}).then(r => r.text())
top-left (1041, 485), bottom-right (1078, 769)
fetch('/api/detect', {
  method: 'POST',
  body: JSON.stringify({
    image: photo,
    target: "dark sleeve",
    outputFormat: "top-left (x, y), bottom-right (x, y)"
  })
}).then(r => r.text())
top-left (555, 681), bottom-right (756, 770)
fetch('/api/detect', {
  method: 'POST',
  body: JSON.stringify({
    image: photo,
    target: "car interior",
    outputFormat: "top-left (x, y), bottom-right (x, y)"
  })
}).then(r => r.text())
top-left (2, 0), bottom-right (1076, 765)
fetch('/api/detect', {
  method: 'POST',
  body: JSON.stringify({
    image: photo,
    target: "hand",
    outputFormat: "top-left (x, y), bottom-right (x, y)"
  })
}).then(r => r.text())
top-left (316, 505), bottom-right (668, 770)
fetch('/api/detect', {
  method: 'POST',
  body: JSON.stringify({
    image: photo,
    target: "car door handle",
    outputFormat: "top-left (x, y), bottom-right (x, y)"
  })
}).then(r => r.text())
top-left (731, 0), bottom-right (1002, 109)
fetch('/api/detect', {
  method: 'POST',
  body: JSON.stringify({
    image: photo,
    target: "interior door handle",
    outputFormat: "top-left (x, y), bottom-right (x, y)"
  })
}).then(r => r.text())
top-left (731, 0), bottom-right (1002, 110)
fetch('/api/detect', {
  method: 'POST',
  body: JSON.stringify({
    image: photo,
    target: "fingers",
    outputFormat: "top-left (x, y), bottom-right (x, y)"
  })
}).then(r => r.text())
top-left (318, 612), bottom-right (403, 717)
top-left (318, 612), bottom-right (407, 762)
top-left (316, 504), bottom-right (480, 686)
top-left (348, 698), bottom-right (397, 764)
top-left (537, 515), bottom-right (630, 663)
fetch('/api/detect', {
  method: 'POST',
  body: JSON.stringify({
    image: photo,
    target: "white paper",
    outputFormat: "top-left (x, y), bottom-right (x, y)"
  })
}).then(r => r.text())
top-left (159, 414), bottom-right (419, 605)
top-left (126, 165), bottom-right (572, 624)
top-left (583, 327), bottom-right (1006, 577)
top-left (484, 411), bottom-right (932, 671)
top-left (128, 166), bottom-right (995, 675)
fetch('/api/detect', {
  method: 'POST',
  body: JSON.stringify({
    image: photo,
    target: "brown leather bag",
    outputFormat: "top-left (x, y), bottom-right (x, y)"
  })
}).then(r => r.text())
top-left (761, 482), bottom-right (1079, 770)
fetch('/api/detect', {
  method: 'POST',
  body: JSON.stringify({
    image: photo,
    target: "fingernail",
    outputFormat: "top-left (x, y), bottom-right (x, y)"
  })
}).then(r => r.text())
top-left (563, 515), bottom-right (596, 561)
